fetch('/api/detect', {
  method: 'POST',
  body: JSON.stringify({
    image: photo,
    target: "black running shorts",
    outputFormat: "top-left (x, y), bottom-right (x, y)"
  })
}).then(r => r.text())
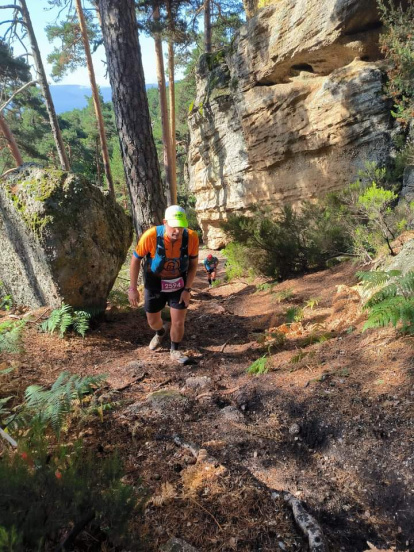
top-left (144, 288), bottom-right (187, 313)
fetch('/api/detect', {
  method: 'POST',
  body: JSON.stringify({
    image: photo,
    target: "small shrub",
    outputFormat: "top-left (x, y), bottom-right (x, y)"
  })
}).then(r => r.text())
top-left (285, 306), bottom-right (304, 323)
top-left (273, 288), bottom-right (294, 303)
top-left (0, 282), bottom-right (13, 311)
top-left (377, 0), bottom-right (414, 126)
top-left (305, 297), bottom-right (320, 310)
top-left (246, 356), bottom-right (269, 375)
top-left (290, 350), bottom-right (308, 364)
top-left (255, 282), bottom-right (275, 293)
top-left (221, 242), bottom-right (252, 280)
top-left (222, 203), bottom-right (350, 280)
top-left (0, 439), bottom-right (139, 551)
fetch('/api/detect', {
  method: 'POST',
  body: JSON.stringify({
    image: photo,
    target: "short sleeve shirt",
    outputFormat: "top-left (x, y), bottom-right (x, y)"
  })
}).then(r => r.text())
top-left (134, 226), bottom-right (199, 288)
top-left (204, 256), bottom-right (218, 271)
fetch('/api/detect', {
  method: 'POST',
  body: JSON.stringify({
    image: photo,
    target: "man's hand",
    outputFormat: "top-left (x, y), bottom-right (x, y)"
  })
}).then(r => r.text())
top-left (179, 289), bottom-right (191, 307)
top-left (128, 288), bottom-right (140, 307)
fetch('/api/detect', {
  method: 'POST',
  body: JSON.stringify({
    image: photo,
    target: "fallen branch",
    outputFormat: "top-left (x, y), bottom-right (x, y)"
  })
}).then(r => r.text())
top-left (188, 497), bottom-right (223, 531)
top-left (196, 391), bottom-right (212, 400)
top-left (23, 307), bottom-right (52, 325)
top-left (283, 492), bottom-right (328, 552)
top-left (220, 333), bottom-right (238, 353)
top-left (153, 377), bottom-right (173, 390)
top-left (115, 372), bottom-right (148, 391)
top-left (221, 386), bottom-right (240, 395)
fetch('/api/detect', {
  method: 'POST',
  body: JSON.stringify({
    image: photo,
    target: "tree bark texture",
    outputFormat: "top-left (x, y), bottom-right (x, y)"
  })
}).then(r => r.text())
top-left (153, 5), bottom-right (173, 205)
top-left (166, 0), bottom-right (177, 203)
top-left (204, 0), bottom-right (211, 53)
top-left (97, 0), bottom-right (166, 235)
top-left (0, 112), bottom-right (23, 167)
top-left (17, 0), bottom-right (70, 171)
top-left (75, 0), bottom-right (114, 196)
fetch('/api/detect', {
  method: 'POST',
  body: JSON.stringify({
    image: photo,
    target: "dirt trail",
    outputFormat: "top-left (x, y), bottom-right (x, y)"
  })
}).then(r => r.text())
top-left (1, 256), bottom-right (414, 551)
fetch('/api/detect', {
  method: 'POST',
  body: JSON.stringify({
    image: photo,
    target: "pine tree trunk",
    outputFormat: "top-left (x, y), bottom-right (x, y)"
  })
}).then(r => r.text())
top-left (204, 0), bottom-right (212, 53)
top-left (0, 113), bottom-right (23, 167)
top-left (75, 0), bottom-right (114, 197)
top-left (153, 5), bottom-right (173, 205)
top-left (97, 0), bottom-right (165, 234)
top-left (17, 0), bottom-right (70, 171)
top-left (166, 0), bottom-right (177, 204)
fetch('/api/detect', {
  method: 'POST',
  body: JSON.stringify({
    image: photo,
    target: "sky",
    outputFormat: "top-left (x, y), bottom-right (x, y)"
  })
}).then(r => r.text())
top-left (2, 0), bottom-right (165, 87)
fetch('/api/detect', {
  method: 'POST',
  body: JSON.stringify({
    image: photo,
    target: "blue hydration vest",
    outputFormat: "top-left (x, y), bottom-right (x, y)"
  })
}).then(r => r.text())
top-left (148, 225), bottom-right (189, 275)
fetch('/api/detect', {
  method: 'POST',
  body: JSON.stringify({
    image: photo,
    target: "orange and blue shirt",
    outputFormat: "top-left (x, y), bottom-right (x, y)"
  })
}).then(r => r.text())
top-left (134, 226), bottom-right (199, 290)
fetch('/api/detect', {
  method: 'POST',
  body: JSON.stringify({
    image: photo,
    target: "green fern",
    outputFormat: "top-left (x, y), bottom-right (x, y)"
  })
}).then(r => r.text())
top-left (21, 372), bottom-right (107, 437)
top-left (285, 306), bottom-right (304, 323)
top-left (246, 356), bottom-right (269, 375)
top-left (40, 304), bottom-right (90, 338)
top-left (72, 310), bottom-right (91, 337)
top-left (0, 320), bottom-right (26, 353)
top-left (359, 270), bottom-right (414, 334)
top-left (356, 270), bottom-right (401, 289)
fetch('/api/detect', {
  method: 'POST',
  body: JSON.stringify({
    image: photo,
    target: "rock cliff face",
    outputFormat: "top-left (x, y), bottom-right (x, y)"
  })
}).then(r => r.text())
top-left (0, 165), bottom-right (133, 310)
top-left (188, 0), bottom-right (399, 248)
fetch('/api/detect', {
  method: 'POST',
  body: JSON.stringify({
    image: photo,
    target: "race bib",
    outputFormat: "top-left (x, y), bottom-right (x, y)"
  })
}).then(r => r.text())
top-left (161, 277), bottom-right (184, 292)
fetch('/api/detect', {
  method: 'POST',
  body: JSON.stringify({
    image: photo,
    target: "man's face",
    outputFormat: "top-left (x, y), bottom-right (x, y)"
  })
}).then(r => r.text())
top-left (164, 220), bottom-right (184, 241)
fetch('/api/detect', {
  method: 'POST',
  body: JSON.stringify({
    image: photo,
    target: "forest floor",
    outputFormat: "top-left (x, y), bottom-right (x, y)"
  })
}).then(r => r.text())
top-left (1, 252), bottom-right (414, 552)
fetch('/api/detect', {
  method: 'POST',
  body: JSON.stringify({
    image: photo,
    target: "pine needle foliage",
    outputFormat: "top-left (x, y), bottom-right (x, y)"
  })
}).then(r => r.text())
top-left (40, 303), bottom-right (91, 337)
top-left (0, 320), bottom-right (26, 353)
top-left (358, 270), bottom-right (414, 334)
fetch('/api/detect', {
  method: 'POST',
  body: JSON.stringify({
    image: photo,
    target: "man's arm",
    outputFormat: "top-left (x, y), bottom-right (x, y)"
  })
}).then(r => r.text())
top-left (180, 256), bottom-right (198, 306)
top-left (128, 255), bottom-right (141, 307)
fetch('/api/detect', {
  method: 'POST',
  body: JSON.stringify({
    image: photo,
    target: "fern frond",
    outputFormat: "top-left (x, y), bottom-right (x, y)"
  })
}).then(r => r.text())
top-left (25, 385), bottom-right (46, 409)
top-left (363, 296), bottom-right (407, 330)
top-left (40, 309), bottom-right (62, 334)
top-left (364, 283), bottom-right (398, 308)
top-left (59, 312), bottom-right (73, 338)
top-left (0, 321), bottom-right (26, 353)
top-left (396, 271), bottom-right (414, 296)
top-left (357, 270), bottom-right (397, 289)
top-left (72, 311), bottom-right (91, 337)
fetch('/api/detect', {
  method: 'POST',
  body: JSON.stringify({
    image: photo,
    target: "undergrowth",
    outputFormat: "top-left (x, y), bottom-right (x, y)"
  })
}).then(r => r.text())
top-left (40, 303), bottom-right (91, 337)
top-left (358, 269), bottom-right (414, 334)
top-left (0, 320), bottom-right (26, 353)
top-left (0, 371), bottom-right (141, 550)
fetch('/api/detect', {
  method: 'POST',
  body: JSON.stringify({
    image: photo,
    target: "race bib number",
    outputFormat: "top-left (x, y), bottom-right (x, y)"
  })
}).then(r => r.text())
top-left (161, 277), bottom-right (184, 292)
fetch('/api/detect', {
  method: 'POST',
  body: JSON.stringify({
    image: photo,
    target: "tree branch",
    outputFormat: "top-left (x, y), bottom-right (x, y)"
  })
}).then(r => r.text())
top-left (0, 5), bottom-right (22, 11)
top-left (0, 80), bottom-right (37, 113)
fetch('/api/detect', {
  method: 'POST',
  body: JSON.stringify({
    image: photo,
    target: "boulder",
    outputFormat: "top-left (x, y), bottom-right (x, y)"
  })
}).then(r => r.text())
top-left (0, 165), bottom-right (133, 310)
top-left (188, 0), bottom-right (401, 248)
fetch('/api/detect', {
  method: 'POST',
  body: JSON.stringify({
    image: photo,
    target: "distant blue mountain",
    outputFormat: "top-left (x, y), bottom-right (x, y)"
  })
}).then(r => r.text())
top-left (50, 84), bottom-right (157, 114)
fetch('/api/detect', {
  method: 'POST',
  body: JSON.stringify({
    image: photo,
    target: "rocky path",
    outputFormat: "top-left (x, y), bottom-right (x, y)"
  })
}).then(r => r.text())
top-left (2, 257), bottom-right (413, 551)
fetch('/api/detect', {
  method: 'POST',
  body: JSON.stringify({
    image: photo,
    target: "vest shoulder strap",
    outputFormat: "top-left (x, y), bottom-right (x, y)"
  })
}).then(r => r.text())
top-left (181, 228), bottom-right (188, 254)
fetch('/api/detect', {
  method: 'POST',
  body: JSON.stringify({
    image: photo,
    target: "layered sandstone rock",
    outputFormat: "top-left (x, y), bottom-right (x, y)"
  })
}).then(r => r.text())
top-left (188, 0), bottom-right (399, 248)
top-left (0, 165), bottom-right (133, 309)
